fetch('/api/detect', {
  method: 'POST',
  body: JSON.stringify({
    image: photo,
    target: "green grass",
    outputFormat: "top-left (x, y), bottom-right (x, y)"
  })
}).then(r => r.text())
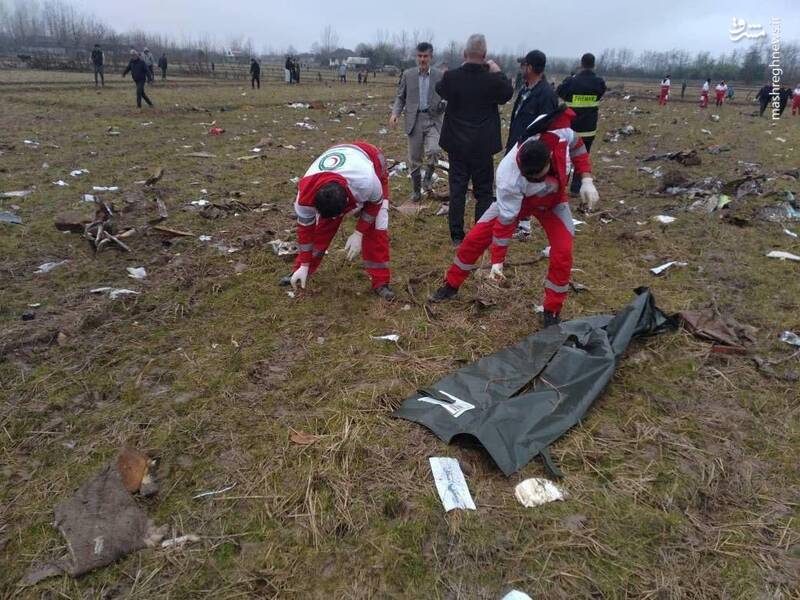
top-left (1, 70), bottom-right (799, 598)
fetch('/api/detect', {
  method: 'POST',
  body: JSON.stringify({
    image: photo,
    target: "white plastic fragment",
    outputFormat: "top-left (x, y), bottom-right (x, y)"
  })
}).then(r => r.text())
top-left (1, 190), bottom-right (32, 198)
top-left (198, 235), bottom-right (212, 242)
top-left (83, 194), bottom-right (96, 202)
top-left (653, 215), bottom-right (676, 224)
top-left (34, 260), bottom-right (69, 274)
top-left (767, 250), bottom-right (800, 262)
top-left (193, 483), bottom-right (236, 499)
top-left (53, 180), bottom-right (69, 187)
top-left (779, 331), bottom-right (800, 347)
top-left (191, 199), bottom-right (209, 206)
top-left (269, 239), bottom-right (298, 256)
top-left (370, 334), bottom-right (400, 342)
top-left (502, 591), bottom-right (533, 600)
top-left (126, 267), bottom-right (147, 280)
top-left (90, 287), bottom-right (141, 299)
top-left (69, 169), bottom-right (89, 177)
top-left (161, 534), bottom-right (201, 548)
top-left (784, 229), bottom-right (798, 238)
top-left (650, 261), bottom-right (687, 275)
top-left (541, 246), bottom-right (551, 257)
top-left (92, 186), bottom-right (119, 192)
top-left (514, 478), bottom-right (565, 507)
top-left (429, 457), bottom-right (476, 512)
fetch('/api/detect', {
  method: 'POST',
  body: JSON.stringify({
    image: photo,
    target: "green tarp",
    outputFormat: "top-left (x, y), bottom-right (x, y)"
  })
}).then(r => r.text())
top-left (395, 288), bottom-right (674, 476)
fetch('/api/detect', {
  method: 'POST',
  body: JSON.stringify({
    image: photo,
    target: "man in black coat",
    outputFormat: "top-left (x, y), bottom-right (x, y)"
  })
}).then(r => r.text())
top-left (250, 58), bottom-right (261, 89)
top-left (158, 53), bottom-right (168, 80)
top-left (122, 50), bottom-right (154, 109)
top-left (436, 33), bottom-right (514, 243)
top-left (91, 44), bottom-right (104, 87)
top-left (505, 50), bottom-right (559, 154)
top-left (557, 52), bottom-right (606, 194)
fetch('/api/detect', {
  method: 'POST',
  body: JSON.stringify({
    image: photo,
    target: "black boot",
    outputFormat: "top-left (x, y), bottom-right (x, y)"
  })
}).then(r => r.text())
top-left (278, 274), bottom-right (292, 287)
top-left (429, 283), bottom-right (458, 303)
top-left (542, 311), bottom-right (561, 328)
top-left (374, 285), bottom-right (396, 301)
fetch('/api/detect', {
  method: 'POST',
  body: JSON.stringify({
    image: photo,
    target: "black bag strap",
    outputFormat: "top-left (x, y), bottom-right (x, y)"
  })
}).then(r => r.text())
top-left (540, 446), bottom-right (564, 479)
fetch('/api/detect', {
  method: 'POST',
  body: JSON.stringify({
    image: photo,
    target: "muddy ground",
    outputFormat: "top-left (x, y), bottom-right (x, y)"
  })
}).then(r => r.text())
top-left (1, 70), bottom-right (799, 599)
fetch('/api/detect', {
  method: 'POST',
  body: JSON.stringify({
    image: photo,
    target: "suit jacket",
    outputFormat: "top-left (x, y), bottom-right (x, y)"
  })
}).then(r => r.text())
top-left (436, 62), bottom-right (514, 158)
top-left (392, 67), bottom-right (445, 135)
top-left (506, 76), bottom-right (559, 153)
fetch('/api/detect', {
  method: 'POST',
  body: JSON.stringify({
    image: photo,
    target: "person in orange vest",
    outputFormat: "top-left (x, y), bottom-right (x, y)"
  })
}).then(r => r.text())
top-left (658, 74), bottom-right (670, 106)
top-left (699, 78), bottom-right (710, 108)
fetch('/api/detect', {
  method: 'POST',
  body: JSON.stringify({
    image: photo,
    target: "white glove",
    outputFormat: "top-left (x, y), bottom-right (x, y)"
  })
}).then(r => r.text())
top-left (290, 264), bottom-right (309, 289)
top-left (344, 230), bottom-right (363, 261)
top-left (489, 263), bottom-right (506, 282)
top-left (579, 176), bottom-right (599, 211)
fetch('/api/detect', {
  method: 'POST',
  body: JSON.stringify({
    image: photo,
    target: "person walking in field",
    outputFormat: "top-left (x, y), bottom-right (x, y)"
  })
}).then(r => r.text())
top-left (142, 48), bottom-right (155, 83)
top-left (91, 44), bottom-right (104, 88)
top-left (714, 81), bottom-right (727, 107)
top-left (658, 74), bottom-right (670, 106)
top-left (122, 50), bottom-right (154, 109)
top-left (792, 84), bottom-right (800, 115)
top-left (339, 62), bottom-right (347, 83)
top-left (756, 82), bottom-right (771, 116)
top-left (699, 78), bottom-right (710, 108)
top-left (250, 58), bottom-right (261, 89)
top-left (158, 53), bottom-right (168, 80)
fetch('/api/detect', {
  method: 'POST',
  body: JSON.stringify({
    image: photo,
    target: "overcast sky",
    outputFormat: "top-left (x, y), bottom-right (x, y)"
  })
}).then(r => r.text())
top-left (75, 0), bottom-right (798, 57)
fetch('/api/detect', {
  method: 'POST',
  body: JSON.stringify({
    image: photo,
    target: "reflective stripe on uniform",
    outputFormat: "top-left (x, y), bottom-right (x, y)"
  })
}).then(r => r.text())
top-left (492, 236), bottom-right (511, 247)
top-left (360, 212), bottom-right (376, 223)
top-left (567, 94), bottom-right (598, 108)
top-left (363, 260), bottom-right (389, 269)
top-left (453, 256), bottom-right (478, 271)
top-left (545, 279), bottom-right (570, 293)
top-left (551, 203), bottom-right (575, 236)
top-left (570, 143), bottom-right (588, 157)
top-left (312, 249), bottom-right (326, 258)
top-left (297, 215), bottom-right (316, 225)
top-left (574, 129), bottom-right (597, 137)
top-left (298, 243), bottom-right (314, 252)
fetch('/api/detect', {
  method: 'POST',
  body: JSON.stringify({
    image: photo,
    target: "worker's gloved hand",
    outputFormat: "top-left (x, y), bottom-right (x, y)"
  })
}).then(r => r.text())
top-left (290, 264), bottom-right (310, 289)
top-left (579, 176), bottom-right (600, 211)
top-left (344, 231), bottom-right (363, 261)
top-left (489, 263), bottom-right (506, 282)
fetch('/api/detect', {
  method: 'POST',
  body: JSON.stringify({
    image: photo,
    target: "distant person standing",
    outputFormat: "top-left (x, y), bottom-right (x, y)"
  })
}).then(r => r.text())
top-left (338, 62), bottom-right (347, 83)
top-left (714, 81), bottom-right (727, 106)
top-left (142, 48), bottom-right (155, 83)
top-left (284, 56), bottom-right (293, 84)
top-left (792, 83), bottom-right (800, 115)
top-left (122, 50), bottom-right (154, 109)
top-left (390, 42), bottom-right (445, 202)
top-left (681, 80), bottom-right (687, 99)
top-left (658, 74), bottom-right (670, 105)
top-left (250, 58), bottom-right (261, 89)
top-left (557, 52), bottom-right (606, 196)
top-left (700, 78), bottom-right (710, 108)
top-left (778, 84), bottom-right (792, 116)
top-left (358, 71), bottom-right (363, 84)
top-left (91, 44), bottom-right (104, 88)
top-left (726, 83), bottom-right (734, 100)
top-left (293, 59), bottom-right (300, 84)
top-left (756, 82), bottom-right (771, 116)
top-left (436, 34), bottom-right (514, 244)
top-left (158, 53), bottom-right (168, 80)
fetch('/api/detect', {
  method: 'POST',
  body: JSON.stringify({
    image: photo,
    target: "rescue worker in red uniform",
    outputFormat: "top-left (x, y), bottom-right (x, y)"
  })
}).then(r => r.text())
top-left (699, 79), bottom-right (710, 108)
top-left (429, 106), bottom-right (598, 327)
top-left (280, 142), bottom-right (396, 301)
top-left (658, 74), bottom-right (670, 106)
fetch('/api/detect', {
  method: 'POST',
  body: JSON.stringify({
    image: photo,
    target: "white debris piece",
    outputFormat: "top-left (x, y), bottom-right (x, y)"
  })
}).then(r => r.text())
top-left (34, 260), bottom-right (69, 274)
top-left (502, 591), bottom-right (533, 600)
top-left (198, 235), bottom-right (212, 242)
top-left (653, 215), bottom-right (676, 224)
top-left (193, 483), bottom-right (236, 499)
top-left (779, 331), bottom-right (800, 347)
top-left (514, 478), bottom-right (566, 507)
top-left (295, 122), bottom-right (316, 130)
top-left (90, 287), bottom-right (141, 299)
top-left (288, 102), bottom-right (309, 109)
top-left (767, 250), bottom-right (800, 262)
top-left (370, 334), bottom-right (400, 342)
top-left (701, 128), bottom-right (712, 136)
top-left (378, 128), bottom-right (388, 135)
top-left (269, 239), bottom-right (299, 256)
top-left (289, 176), bottom-right (300, 184)
top-left (82, 194), bottom-right (96, 202)
top-left (784, 229), bottom-right (798, 238)
top-left (191, 199), bottom-right (209, 206)
top-left (776, 137), bottom-right (787, 143)
top-left (92, 186), bottom-right (119, 192)
top-left (53, 180), bottom-right (69, 187)
top-left (429, 457), bottom-right (476, 512)
top-left (161, 534), bottom-right (201, 549)
top-left (126, 267), bottom-right (147, 280)
top-left (541, 246), bottom-right (551, 258)
top-left (534, 305), bottom-right (544, 314)
top-left (69, 169), bottom-right (89, 177)
top-left (650, 261), bottom-right (687, 275)
top-left (1, 190), bottom-right (33, 198)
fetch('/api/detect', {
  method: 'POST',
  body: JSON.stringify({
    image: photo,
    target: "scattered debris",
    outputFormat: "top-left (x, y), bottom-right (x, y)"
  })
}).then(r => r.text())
top-left (161, 535), bottom-right (201, 549)
top-left (371, 334), bottom-right (400, 342)
top-left (428, 457), bottom-right (476, 512)
top-left (642, 149), bottom-right (701, 166)
top-left (153, 225), bottom-right (194, 237)
top-left (289, 430), bottom-right (320, 445)
top-left (288, 102), bottom-right (309, 109)
top-left (183, 152), bottom-right (217, 158)
top-left (653, 215), bottom-right (676, 224)
top-left (514, 478), bottom-right (566, 507)
top-left (21, 309), bottom-right (36, 321)
top-left (69, 168), bottom-right (89, 177)
top-left (650, 261), bottom-right (687, 275)
top-left (779, 331), bottom-right (800, 347)
top-left (126, 267), bottom-right (147, 280)
top-left (295, 122), bottom-right (316, 130)
top-left (92, 186), bottom-right (119, 192)
top-left (54, 211), bottom-right (92, 233)
top-left (0, 211), bottom-right (22, 225)
top-left (144, 167), bottom-right (164, 187)
top-left (83, 193), bottom-right (96, 202)
top-left (208, 127), bottom-right (225, 136)
top-left (53, 179), bottom-right (69, 187)
top-left (679, 310), bottom-right (756, 350)
top-left (193, 483), bottom-right (236, 500)
top-left (784, 229), bottom-right (798, 238)
top-left (767, 250), bottom-right (800, 262)
top-left (84, 202), bottom-right (134, 253)
top-left (35, 260), bottom-right (69, 274)
top-left (1, 190), bottom-right (32, 198)
top-left (709, 114), bottom-right (720, 122)
top-left (269, 239), bottom-right (298, 256)
top-left (501, 591), bottom-right (533, 600)
top-left (434, 203), bottom-right (449, 216)
top-left (90, 287), bottom-right (140, 299)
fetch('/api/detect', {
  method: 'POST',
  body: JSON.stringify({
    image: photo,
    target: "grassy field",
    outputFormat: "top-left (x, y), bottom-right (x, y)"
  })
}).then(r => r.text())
top-left (1, 70), bottom-right (799, 599)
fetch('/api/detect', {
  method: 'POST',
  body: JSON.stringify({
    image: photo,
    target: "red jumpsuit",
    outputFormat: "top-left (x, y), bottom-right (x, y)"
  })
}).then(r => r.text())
top-left (792, 88), bottom-right (800, 115)
top-left (699, 84), bottom-right (709, 108)
top-left (294, 142), bottom-right (391, 288)
top-left (658, 79), bottom-right (670, 106)
top-left (445, 109), bottom-right (591, 314)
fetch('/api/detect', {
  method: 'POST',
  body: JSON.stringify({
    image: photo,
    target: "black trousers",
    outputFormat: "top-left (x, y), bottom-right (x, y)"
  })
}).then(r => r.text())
top-left (135, 81), bottom-right (153, 108)
top-left (448, 154), bottom-right (494, 242)
top-left (569, 135), bottom-right (594, 194)
top-left (161, 67), bottom-right (167, 80)
top-left (759, 100), bottom-right (769, 116)
top-left (251, 74), bottom-right (260, 89)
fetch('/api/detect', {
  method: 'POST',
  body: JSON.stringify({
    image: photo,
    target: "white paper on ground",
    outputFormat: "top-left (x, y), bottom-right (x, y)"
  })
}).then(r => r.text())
top-left (370, 334), bottom-right (400, 342)
top-left (502, 591), bottom-right (533, 600)
top-left (90, 287), bottom-right (140, 299)
top-left (429, 457), bottom-right (476, 511)
top-left (126, 267), bottom-right (147, 280)
top-left (650, 261), bottom-right (687, 275)
top-left (784, 229), bottom-right (798, 238)
top-left (767, 250), bottom-right (800, 261)
top-left (653, 215), bottom-right (676, 224)
top-left (34, 260), bottom-right (68, 274)
top-left (69, 169), bottom-right (89, 177)
top-left (92, 186), bottom-right (119, 192)
top-left (83, 194), bottom-right (96, 202)
top-left (418, 390), bottom-right (475, 418)
top-left (53, 180), bottom-right (69, 187)
top-left (779, 331), bottom-right (800, 347)
top-left (1, 190), bottom-right (32, 198)
top-left (514, 478), bottom-right (566, 507)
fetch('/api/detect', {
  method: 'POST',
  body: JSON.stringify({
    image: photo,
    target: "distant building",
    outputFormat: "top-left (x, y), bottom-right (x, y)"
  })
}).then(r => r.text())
top-left (328, 48), bottom-right (353, 67)
top-left (346, 56), bottom-right (370, 68)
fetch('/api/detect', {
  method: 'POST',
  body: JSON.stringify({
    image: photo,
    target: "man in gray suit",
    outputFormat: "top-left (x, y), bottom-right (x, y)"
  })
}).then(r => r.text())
top-left (390, 42), bottom-right (445, 202)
